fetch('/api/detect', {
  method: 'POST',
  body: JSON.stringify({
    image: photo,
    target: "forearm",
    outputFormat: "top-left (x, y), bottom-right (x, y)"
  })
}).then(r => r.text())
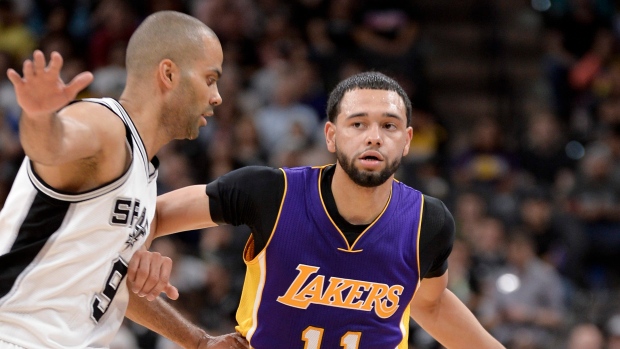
top-left (411, 289), bottom-right (504, 349)
top-left (126, 292), bottom-right (206, 349)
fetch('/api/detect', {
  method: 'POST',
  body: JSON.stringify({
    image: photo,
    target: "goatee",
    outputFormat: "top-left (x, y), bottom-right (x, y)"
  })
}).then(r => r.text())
top-left (336, 148), bottom-right (400, 187)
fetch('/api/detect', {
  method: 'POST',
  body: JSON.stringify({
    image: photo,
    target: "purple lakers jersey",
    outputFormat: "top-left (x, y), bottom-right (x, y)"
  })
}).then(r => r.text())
top-left (235, 166), bottom-right (424, 349)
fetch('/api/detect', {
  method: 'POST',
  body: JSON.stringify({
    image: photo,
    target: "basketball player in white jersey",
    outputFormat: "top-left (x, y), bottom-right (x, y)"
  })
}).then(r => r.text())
top-left (0, 11), bottom-right (247, 349)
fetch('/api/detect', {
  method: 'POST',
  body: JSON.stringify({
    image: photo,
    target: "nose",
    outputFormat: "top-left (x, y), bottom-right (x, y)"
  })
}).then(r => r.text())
top-left (210, 89), bottom-right (222, 106)
top-left (365, 124), bottom-right (382, 146)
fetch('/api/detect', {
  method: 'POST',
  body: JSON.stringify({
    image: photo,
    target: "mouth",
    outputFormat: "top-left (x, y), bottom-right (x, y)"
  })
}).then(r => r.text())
top-left (357, 151), bottom-right (384, 168)
top-left (358, 150), bottom-right (384, 162)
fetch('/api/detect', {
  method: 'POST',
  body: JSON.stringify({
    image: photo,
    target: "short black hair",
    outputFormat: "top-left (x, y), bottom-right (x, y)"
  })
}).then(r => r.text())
top-left (326, 71), bottom-right (412, 126)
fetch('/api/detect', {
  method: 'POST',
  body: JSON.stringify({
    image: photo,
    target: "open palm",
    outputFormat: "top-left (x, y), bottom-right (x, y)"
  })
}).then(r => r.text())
top-left (6, 50), bottom-right (93, 116)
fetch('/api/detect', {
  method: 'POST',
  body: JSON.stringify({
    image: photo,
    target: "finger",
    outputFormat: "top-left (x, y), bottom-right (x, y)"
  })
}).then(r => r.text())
top-left (6, 69), bottom-right (23, 86)
top-left (163, 284), bottom-right (179, 300)
top-left (141, 254), bottom-right (163, 300)
top-left (23, 60), bottom-right (33, 80)
top-left (33, 50), bottom-right (46, 73)
top-left (47, 51), bottom-right (63, 74)
top-left (133, 252), bottom-right (152, 296)
top-left (159, 259), bottom-right (179, 300)
top-left (127, 252), bottom-right (142, 293)
top-left (65, 71), bottom-right (94, 99)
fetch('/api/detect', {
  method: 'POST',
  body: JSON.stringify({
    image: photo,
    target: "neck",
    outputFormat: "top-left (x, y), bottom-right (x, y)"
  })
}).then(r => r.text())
top-left (330, 164), bottom-right (392, 225)
top-left (119, 89), bottom-right (167, 160)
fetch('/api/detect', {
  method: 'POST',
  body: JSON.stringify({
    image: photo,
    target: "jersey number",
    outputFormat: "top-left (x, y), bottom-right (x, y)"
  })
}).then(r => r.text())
top-left (302, 326), bottom-right (361, 349)
top-left (91, 258), bottom-right (128, 322)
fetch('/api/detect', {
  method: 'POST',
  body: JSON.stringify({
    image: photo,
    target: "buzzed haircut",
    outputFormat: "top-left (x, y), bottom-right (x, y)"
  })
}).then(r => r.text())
top-left (125, 11), bottom-right (217, 76)
top-left (326, 71), bottom-right (413, 126)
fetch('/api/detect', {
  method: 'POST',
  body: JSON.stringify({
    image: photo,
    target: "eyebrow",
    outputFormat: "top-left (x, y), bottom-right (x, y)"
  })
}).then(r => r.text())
top-left (346, 112), bottom-right (403, 121)
top-left (210, 68), bottom-right (222, 79)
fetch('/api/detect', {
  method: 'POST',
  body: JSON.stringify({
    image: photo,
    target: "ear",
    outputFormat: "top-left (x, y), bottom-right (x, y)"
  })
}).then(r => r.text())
top-left (325, 121), bottom-right (336, 154)
top-left (402, 126), bottom-right (413, 157)
top-left (158, 59), bottom-right (178, 91)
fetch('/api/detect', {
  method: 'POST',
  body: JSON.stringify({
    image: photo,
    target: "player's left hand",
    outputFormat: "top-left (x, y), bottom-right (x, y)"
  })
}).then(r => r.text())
top-left (127, 248), bottom-right (179, 301)
top-left (198, 332), bottom-right (249, 349)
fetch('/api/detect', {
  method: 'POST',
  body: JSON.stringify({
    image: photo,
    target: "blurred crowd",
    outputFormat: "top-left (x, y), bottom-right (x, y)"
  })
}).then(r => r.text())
top-left (1, 0), bottom-right (620, 348)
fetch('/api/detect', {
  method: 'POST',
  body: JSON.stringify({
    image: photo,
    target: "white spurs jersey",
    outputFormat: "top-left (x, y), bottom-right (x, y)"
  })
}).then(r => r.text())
top-left (0, 98), bottom-right (158, 349)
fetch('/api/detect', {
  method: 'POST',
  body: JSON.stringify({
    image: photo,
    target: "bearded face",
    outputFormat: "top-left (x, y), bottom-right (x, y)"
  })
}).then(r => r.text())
top-left (335, 145), bottom-right (401, 187)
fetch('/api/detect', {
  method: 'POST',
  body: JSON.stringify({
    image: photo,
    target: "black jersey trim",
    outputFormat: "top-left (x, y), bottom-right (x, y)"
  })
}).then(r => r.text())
top-left (317, 165), bottom-right (393, 251)
top-left (105, 98), bottom-right (153, 179)
top-left (0, 192), bottom-right (70, 301)
top-left (82, 98), bottom-right (155, 180)
top-left (26, 157), bottom-right (133, 203)
top-left (246, 168), bottom-right (288, 263)
top-left (25, 98), bottom-right (139, 202)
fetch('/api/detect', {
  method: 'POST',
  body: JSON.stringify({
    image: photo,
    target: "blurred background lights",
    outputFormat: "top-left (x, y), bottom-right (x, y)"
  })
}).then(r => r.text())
top-left (497, 273), bottom-right (521, 294)
top-left (565, 140), bottom-right (586, 160)
top-left (531, 0), bottom-right (552, 12)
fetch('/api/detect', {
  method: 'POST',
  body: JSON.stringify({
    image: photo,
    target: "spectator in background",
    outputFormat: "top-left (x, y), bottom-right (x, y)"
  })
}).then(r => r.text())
top-left (543, 0), bottom-right (615, 123)
top-left (252, 69), bottom-right (320, 163)
top-left (567, 142), bottom-right (620, 287)
top-left (518, 110), bottom-right (575, 186)
top-left (478, 232), bottom-right (565, 349)
top-left (447, 238), bottom-right (482, 312)
top-left (90, 40), bottom-right (127, 99)
top-left (453, 190), bottom-right (488, 239)
top-left (518, 187), bottom-right (587, 288)
top-left (88, 0), bottom-right (138, 70)
top-left (467, 216), bottom-right (507, 292)
top-left (192, 0), bottom-right (260, 73)
top-left (305, 0), bottom-right (358, 90)
top-left (0, 0), bottom-right (37, 63)
top-left (451, 117), bottom-right (520, 223)
top-left (351, 0), bottom-right (427, 108)
top-left (451, 117), bottom-right (519, 194)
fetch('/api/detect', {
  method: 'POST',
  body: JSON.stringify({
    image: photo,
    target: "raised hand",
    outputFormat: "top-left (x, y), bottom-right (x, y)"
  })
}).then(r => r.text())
top-left (6, 50), bottom-right (93, 116)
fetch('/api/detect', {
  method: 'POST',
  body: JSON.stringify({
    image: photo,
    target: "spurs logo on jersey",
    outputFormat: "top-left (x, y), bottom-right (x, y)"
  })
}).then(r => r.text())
top-left (110, 197), bottom-right (148, 249)
top-left (277, 264), bottom-right (404, 319)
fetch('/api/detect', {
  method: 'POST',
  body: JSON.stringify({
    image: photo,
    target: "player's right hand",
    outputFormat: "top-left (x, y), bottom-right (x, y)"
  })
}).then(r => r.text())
top-left (6, 50), bottom-right (93, 116)
top-left (127, 248), bottom-right (179, 301)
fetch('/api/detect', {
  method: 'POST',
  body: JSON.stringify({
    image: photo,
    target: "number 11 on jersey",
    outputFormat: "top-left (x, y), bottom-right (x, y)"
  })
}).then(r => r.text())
top-left (302, 326), bottom-right (361, 349)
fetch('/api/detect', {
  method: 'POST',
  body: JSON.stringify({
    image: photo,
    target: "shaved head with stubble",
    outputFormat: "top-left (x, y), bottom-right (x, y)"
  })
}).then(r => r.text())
top-left (121, 11), bottom-right (224, 142)
top-left (125, 11), bottom-right (218, 78)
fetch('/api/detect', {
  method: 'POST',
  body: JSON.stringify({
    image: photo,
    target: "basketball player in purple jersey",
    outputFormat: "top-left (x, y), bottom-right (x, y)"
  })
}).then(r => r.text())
top-left (133, 72), bottom-right (504, 348)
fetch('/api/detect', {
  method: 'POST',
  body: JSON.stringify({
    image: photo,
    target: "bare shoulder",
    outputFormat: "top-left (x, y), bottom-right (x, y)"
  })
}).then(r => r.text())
top-left (33, 101), bottom-right (129, 192)
top-left (58, 100), bottom-right (126, 142)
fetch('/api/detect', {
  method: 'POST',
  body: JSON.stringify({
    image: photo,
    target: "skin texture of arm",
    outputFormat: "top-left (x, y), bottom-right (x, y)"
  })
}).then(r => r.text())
top-left (152, 184), bottom-right (217, 239)
top-left (126, 292), bottom-right (248, 349)
top-left (410, 272), bottom-right (505, 349)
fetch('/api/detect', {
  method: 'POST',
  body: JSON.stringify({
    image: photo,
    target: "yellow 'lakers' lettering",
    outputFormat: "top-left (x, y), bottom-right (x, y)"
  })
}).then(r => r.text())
top-left (277, 264), bottom-right (403, 318)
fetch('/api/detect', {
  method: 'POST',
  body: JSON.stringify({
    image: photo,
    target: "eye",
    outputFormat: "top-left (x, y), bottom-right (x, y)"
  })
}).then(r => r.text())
top-left (352, 122), bottom-right (363, 128)
top-left (206, 78), bottom-right (216, 86)
top-left (384, 123), bottom-right (397, 130)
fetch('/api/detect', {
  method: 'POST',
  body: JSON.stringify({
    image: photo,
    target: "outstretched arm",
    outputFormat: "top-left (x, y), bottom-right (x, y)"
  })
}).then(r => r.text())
top-left (7, 50), bottom-right (97, 165)
top-left (410, 272), bottom-right (504, 349)
top-left (7, 50), bottom-right (127, 192)
top-left (152, 185), bottom-right (218, 239)
top-left (126, 292), bottom-right (248, 349)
